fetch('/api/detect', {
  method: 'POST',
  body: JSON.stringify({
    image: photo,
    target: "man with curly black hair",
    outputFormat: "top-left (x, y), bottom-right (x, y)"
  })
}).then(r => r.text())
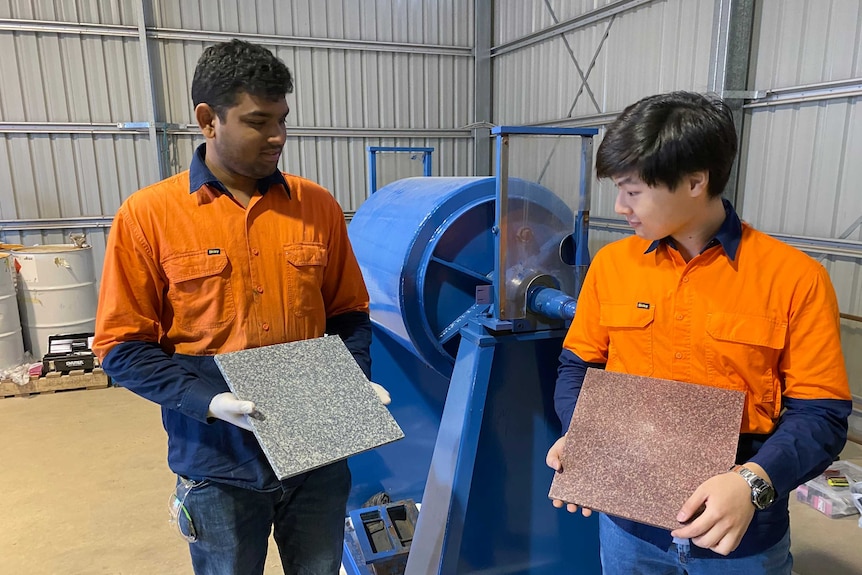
top-left (94, 40), bottom-right (386, 574)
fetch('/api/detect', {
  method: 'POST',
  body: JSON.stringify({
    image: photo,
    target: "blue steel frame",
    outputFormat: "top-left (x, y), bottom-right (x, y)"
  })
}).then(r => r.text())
top-left (403, 320), bottom-right (496, 573)
top-left (341, 538), bottom-right (367, 575)
top-left (367, 146), bottom-right (434, 194)
top-left (492, 126), bottom-right (598, 320)
top-left (401, 319), bottom-right (600, 574)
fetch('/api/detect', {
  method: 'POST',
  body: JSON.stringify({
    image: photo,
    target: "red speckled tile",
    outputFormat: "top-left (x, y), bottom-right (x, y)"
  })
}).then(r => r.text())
top-left (548, 368), bottom-right (744, 530)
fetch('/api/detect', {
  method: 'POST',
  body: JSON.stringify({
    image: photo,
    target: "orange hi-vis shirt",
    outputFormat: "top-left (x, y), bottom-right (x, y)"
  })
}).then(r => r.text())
top-left (563, 222), bottom-right (851, 435)
top-left (93, 170), bottom-right (369, 360)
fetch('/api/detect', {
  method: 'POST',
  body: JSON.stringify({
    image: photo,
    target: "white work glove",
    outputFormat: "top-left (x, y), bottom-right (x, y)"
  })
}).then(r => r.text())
top-left (370, 382), bottom-right (391, 405)
top-left (207, 392), bottom-right (256, 431)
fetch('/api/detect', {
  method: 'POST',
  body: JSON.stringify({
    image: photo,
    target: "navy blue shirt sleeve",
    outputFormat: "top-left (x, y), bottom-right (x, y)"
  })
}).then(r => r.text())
top-left (101, 341), bottom-right (223, 423)
top-left (554, 348), bottom-right (606, 430)
top-left (104, 313), bottom-right (371, 425)
top-left (326, 310), bottom-right (372, 379)
top-left (750, 396), bottom-right (852, 496)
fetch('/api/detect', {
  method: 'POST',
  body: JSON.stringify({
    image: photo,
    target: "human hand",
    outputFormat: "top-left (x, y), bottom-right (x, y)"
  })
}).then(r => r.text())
top-left (207, 392), bottom-right (256, 431)
top-left (369, 382), bottom-right (391, 405)
top-left (546, 435), bottom-right (592, 516)
top-left (670, 471), bottom-right (755, 555)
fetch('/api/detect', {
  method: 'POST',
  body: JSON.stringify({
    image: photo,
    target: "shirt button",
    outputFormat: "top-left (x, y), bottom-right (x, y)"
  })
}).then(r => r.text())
top-left (676, 313), bottom-right (684, 320)
top-left (682, 277), bottom-right (690, 283)
top-left (262, 323), bottom-right (270, 331)
top-left (256, 285), bottom-right (264, 294)
top-left (252, 248), bottom-right (260, 256)
top-left (675, 352), bottom-right (683, 359)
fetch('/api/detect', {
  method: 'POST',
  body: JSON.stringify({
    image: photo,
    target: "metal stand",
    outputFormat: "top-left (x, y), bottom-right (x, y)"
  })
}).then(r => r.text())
top-left (404, 320), bottom-right (599, 575)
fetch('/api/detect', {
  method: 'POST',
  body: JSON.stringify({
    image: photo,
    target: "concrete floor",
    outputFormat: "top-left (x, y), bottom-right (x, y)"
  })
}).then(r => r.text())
top-left (0, 387), bottom-right (280, 575)
top-left (0, 386), bottom-right (860, 574)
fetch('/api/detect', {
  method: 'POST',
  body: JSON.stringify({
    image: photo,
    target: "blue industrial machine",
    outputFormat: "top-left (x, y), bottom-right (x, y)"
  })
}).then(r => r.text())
top-left (345, 128), bottom-right (601, 574)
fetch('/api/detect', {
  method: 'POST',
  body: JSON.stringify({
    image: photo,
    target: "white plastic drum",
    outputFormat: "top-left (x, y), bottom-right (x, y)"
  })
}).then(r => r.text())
top-left (13, 245), bottom-right (98, 361)
top-left (0, 254), bottom-right (25, 369)
top-left (0, 244), bottom-right (24, 289)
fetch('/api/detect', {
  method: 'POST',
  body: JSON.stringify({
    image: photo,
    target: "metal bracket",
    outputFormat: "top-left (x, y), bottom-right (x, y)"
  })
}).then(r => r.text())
top-left (720, 90), bottom-right (767, 100)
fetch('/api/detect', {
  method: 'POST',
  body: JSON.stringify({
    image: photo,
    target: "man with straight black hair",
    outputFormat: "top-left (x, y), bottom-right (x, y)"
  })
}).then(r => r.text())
top-left (546, 91), bottom-right (851, 574)
top-left (94, 39), bottom-right (388, 575)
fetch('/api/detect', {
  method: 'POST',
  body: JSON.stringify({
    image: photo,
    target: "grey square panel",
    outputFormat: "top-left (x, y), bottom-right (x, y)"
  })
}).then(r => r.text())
top-left (214, 336), bottom-right (404, 479)
top-left (548, 368), bottom-right (744, 530)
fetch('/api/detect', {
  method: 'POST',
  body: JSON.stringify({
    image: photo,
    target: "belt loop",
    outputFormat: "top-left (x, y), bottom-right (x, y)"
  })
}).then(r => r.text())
top-left (672, 536), bottom-right (690, 564)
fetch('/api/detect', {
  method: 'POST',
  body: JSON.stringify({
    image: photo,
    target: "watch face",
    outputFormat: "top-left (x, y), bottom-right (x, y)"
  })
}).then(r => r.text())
top-left (739, 467), bottom-right (776, 510)
top-left (754, 485), bottom-right (776, 509)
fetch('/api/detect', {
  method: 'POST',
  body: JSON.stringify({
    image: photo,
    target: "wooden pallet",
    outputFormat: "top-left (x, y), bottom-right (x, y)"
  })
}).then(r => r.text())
top-left (0, 368), bottom-right (110, 398)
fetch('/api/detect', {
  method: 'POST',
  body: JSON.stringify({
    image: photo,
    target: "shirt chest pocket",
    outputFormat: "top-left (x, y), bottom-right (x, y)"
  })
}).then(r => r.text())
top-left (284, 243), bottom-right (328, 317)
top-left (599, 303), bottom-right (655, 375)
top-left (162, 251), bottom-right (236, 329)
top-left (705, 313), bottom-right (786, 406)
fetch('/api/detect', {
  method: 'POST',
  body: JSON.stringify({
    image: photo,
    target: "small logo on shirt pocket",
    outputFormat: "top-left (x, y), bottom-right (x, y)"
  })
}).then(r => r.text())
top-left (637, 302), bottom-right (651, 309)
top-left (207, 248), bottom-right (221, 255)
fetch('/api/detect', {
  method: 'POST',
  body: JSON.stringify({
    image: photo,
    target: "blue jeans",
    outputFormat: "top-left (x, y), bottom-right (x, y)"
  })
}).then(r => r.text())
top-left (178, 460), bottom-right (351, 575)
top-left (599, 513), bottom-right (793, 575)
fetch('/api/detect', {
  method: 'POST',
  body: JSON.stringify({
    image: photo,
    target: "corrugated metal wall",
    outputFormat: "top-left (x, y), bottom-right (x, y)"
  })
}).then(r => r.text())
top-left (0, 0), bottom-right (475, 280)
top-left (493, 0), bottom-right (717, 219)
top-left (0, 0), bottom-right (147, 280)
top-left (741, 0), bottom-right (862, 239)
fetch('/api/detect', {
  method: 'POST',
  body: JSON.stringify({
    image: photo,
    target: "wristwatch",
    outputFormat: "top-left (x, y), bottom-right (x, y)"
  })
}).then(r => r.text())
top-left (736, 466), bottom-right (776, 510)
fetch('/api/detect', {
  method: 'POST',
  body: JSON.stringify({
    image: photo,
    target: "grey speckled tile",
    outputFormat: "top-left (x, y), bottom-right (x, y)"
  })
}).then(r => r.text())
top-left (214, 336), bottom-right (404, 479)
top-left (548, 368), bottom-right (744, 530)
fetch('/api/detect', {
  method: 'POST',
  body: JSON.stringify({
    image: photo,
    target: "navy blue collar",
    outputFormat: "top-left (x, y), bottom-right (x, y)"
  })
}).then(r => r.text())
top-left (645, 198), bottom-right (742, 261)
top-left (188, 143), bottom-right (290, 198)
